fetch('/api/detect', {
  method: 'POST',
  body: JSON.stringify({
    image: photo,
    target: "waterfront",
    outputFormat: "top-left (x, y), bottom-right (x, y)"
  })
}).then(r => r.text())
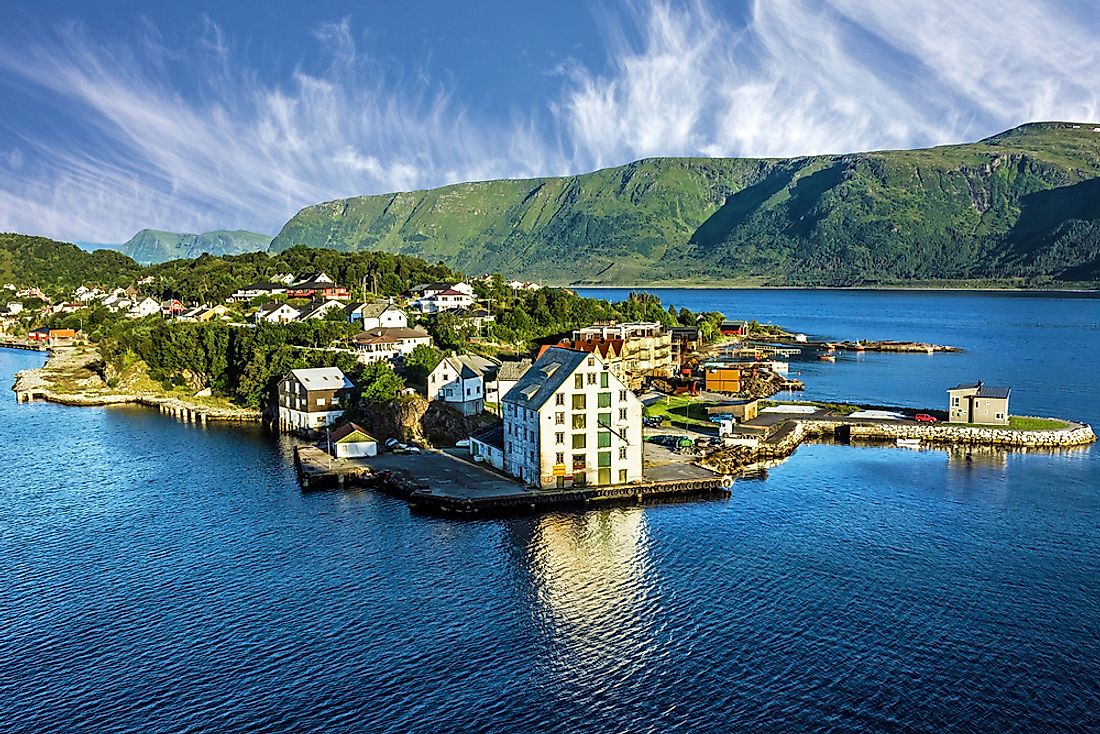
top-left (3, 289), bottom-right (1100, 733)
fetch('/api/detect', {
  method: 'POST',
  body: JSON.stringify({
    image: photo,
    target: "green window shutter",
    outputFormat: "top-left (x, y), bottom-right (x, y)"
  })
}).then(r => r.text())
top-left (597, 392), bottom-right (611, 408)
top-left (597, 451), bottom-right (611, 467)
top-left (598, 432), bottom-right (611, 449)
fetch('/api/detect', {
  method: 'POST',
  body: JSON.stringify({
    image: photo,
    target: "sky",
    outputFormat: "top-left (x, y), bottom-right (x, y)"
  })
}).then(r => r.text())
top-left (0, 0), bottom-right (1098, 244)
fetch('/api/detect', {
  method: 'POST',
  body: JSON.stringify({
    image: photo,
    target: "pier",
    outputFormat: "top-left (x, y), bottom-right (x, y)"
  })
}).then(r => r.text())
top-left (1, 341), bottom-right (47, 352)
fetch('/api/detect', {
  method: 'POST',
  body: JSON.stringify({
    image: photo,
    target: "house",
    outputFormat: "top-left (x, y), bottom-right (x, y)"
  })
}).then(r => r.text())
top-left (427, 354), bottom-right (500, 416)
top-left (276, 367), bottom-right (355, 431)
top-left (128, 297), bottom-right (161, 318)
top-left (327, 422), bottom-right (378, 458)
top-left (345, 301), bottom-right (408, 329)
top-left (1, 302), bottom-right (24, 316)
top-left (229, 282), bottom-right (287, 302)
top-left (160, 299), bottom-right (185, 317)
top-left (704, 365), bottom-right (745, 394)
top-left (469, 422), bottom-right (506, 471)
top-left (253, 302), bottom-right (300, 324)
top-left (453, 307), bottom-right (495, 328)
top-left (720, 319), bottom-right (749, 337)
top-left (408, 281), bottom-right (475, 298)
top-left (295, 299), bottom-right (346, 321)
top-left (948, 381), bottom-right (1011, 425)
top-left (286, 281), bottom-right (350, 301)
top-left (351, 331), bottom-right (401, 365)
top-left (180, 304), bottom-right (228, 322)
top-left (53, 302), bottom-right (84, 314)
top-left (28, 327), bottom-right (77, 344)
top-left (352, 326), bottom-right (432, 360)
top-left (507, 280), bottom-right (542, 291)
top-left (501, 347), bottom-right (643, 489)
top-left (670, 327), bottom-right (700, 364)
top-left (411, 288), bottom-right (475, 314)
top-left (569, 322), bottom-right (673, 388)
top-left (486, 358), bottom-right (532, 404)
top-left (704, 399), bottom-right (759, 422)
top-left (290, 272), bottom-right (334, 286)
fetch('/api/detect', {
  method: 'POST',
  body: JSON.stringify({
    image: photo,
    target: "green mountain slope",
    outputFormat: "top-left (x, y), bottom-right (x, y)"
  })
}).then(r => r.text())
top-left (120, 229), bottom-right (272, 264)
top-left (0, 233), bottom-right (140, 296)
top-left (270, 122), bottom-right (1100, 286)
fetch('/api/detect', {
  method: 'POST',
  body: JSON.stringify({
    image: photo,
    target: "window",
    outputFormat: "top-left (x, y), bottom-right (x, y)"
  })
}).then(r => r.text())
top-left (597, 392), bottom-right (611, 408)
top-left (574, 374), bottom-right (584, 389)
top-left (555, 452), bottom-right (565, 464)
top-left (618, 469), bottom-right (627, 483)
top-left (316, 397), bottom-right (326, 406)
top-left (598, 431), bottom-right (611, 449)
top-left (572, 394), bottom-right (586, 410)
top-left (619, 408), bottom-right (628, 421)
top-left (619, 390), bottom-right (628, 401)
top-left (572, 433), bottom-right (586, 449)
top-left (597, 451), bottom-right (611, 467)
top-left (572, 413), bottom-right (587, 429)
top-left (600, 372), bottom-right (609, 388)
top-left (587, 372), bottom-right (596, 385)
top-left (556, 393), bottom-right (565, 406)
top-left (952, 396), bottom-right (959, 406)
top-left (555, 411), bottom-right (565, 424)
top-left (555, 432), bottom-right (565, 445)
top-left (996, 413), bottom-right (1005, 420)
top-left (572, 453), bottom-right (586, 469)
top-left (598, 412), bottom-right (611, 428)
top-left (587, 357), bottom-right (595, 367)
top-left (619, 447), bottom-right (628, 459)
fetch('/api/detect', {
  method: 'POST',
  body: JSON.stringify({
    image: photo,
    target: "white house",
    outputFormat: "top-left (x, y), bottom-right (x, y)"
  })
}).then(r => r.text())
top-left (469, 423), bottom-right (505, 471)
top-left (276, 367), bottom-right (354, 432)
top-left (229, 282), bottom-right (287, 302)
top-left (328, 422), bottom-right (378, 458)
top-left (346, 301), bottom-right (408, 329)
top-left (128, 297), bottom-right (161, 318)
top-left (253, 302), bottom-right (300, 324)
top-left (486, 359), bottom-right (531, 404)
top-left (411, 288), bottom-right (475, 314)
top-left (352, 326), bottom-right (432, 361)
top-left (501, 347), bottom-right (643, 489)
top-left (427, 354), bottom-right (499, 416)
top-left (290, 271), bottom-right (334, 287)
top-left (295, 299), bottom-right (346, 321)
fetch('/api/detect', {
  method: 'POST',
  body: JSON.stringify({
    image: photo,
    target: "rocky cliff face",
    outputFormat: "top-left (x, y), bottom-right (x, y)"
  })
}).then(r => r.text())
top-left (119, 229), bottom-right (272, 264)
top-left (269, 122), bottom-right (1100, 287)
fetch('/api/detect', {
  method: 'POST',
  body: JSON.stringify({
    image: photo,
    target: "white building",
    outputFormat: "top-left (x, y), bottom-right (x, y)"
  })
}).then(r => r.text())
top-left (295, 299), bottom-right (346, 321)
top-left (276, 367), bottom-right (354, 432)
top-left (346, 301), bottom-right (408, 329)
top-left (253, 302), bottom-right (300, 324)
top-left (469, 423), bottom-right (505, 470)
top-left (427, 354), bottom-right (499, 416)
top-left (352, 327), bottom-right (432, 362)
top-left (328, 423), bottom-right (378, 458)
top-left (229, 282), bottom-right (287, 302)
top-left (501, 347), bottom-right (643, 489)
top-left (128, 297), bottom-right (161, 318)
top-left (411, 288), bottom-right (475, 314)
top-left (486, 359), bottom-right (531, 404)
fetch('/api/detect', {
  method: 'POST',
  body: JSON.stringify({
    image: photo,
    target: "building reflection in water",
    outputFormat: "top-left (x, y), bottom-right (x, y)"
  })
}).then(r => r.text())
top-left (510, 508), bottom-right (661, 692)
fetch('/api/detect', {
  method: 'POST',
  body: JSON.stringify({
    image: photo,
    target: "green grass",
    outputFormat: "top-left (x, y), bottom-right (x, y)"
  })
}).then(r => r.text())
top-left (644, 395), bottom-right (719, 428)
top-left (1008, 416), bottom-right (1070, 430)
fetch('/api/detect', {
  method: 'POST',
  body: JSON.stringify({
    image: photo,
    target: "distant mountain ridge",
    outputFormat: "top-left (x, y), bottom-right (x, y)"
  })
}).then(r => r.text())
top-left (119, 229), bottom-right (272, 264)
top-left (269, 122), bottom-right (1100, 287)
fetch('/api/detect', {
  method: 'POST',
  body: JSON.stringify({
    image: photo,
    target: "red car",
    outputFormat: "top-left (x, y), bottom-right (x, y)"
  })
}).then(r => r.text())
top-left (914, 414), bottom-right (938, 423)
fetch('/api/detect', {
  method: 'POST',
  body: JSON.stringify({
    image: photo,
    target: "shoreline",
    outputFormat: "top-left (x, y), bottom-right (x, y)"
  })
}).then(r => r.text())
top-left (571, 284), bottom-right (1100, 294)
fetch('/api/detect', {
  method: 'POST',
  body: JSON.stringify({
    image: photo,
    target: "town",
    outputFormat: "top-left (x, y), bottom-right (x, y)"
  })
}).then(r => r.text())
top-left (4, 261), bottom-right (1095, 515)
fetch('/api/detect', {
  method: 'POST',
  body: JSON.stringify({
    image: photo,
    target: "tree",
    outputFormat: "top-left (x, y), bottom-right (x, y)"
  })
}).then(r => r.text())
top-left (403, 344), bottom-right (442, 385)
top-left (359, 362), bottom-right (405, 404)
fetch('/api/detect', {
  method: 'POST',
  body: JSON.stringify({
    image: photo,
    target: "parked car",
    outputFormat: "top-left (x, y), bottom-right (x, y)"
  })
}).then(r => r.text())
top-left (708, 413), bottom-right (733, 424)
top-left (914, 414), bottom-right (938, 423)
top-left (384, 438), bottom-right (400, 450)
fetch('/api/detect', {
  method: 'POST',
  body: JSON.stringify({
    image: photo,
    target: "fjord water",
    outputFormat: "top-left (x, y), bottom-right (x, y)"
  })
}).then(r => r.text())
top-left (2, 290), bottom-right (1099, 734)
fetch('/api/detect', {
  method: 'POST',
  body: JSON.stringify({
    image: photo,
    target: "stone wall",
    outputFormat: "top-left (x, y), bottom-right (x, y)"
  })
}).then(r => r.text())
top-left (844, 420), bottom-right (1096, 448)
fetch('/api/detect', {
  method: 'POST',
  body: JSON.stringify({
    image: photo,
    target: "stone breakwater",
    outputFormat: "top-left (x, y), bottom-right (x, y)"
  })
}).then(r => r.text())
top-left (703, 418), bottom-right (1095, 476)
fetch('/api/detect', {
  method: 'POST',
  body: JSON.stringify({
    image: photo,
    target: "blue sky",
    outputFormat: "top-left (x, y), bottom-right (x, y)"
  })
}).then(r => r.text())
top-left (1, 0), bottom-right (1098, 244)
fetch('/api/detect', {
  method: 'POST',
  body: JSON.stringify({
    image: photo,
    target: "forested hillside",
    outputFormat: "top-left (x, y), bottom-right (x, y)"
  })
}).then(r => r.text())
top-left (270, 122), bottom-right (1100, 287)
top-left (0, 233), bottom-right (140, 295)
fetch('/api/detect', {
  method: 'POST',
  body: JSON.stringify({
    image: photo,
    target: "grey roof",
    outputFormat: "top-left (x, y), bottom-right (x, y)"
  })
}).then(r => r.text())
top-left (495, 359), bottom-right (532, 382)
top-left (502, 347), bottom-right (588, 410)
top-left (470, 422), bottom-right (505, 450)
top-left (949, 382), bottom-right (1011, 399)
top-left (347, 301), bottom-right (397, 319)
top-left (442, 354), bottom-right (499, 380)
top-left (288, 367), bottom-right (354, 390)
top-left (356, 326), bottom-right (430, 341)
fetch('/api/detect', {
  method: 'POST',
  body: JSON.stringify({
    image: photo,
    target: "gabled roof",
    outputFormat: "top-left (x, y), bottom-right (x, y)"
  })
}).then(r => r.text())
top-left (296, 300), bottom-right (342, 319)
top-left (502, 347), bottom-right (589, 409)
top-left (949, 382), bottom-right (1011, 399)
top-left (257, 302), bottom-right (298, 317)
top-left (470, 421), bottom-right (505, 450)
top-left (288, 367), bottom-right (354, 390)
top-left (355, 326), bottom-right (431, 341)
top-left (347, 301), bottom-right (399, 319)
top-left (439, 354), bottom-right (499, 380)
top-left (330, 422), bottom-right (375, 443)
top-left (434, 288), bottom-right (470, 297)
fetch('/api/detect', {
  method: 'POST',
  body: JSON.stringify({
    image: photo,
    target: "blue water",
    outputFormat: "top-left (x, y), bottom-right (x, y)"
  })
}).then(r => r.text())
top-left (3, 290), bottom-right (1100, 733)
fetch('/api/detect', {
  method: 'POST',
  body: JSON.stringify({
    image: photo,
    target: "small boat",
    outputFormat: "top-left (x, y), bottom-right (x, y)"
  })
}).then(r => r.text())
top-left (852, 342), bottom-right (866, 352)
top-left (896, 438), bottom-right (921, 448)
top-left (817, 354), bottom-right (836, 362)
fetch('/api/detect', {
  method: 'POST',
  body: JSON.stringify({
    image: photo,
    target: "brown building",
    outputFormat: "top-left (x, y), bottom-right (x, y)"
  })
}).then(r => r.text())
top-left (276, 367), bottom-right (355, 432)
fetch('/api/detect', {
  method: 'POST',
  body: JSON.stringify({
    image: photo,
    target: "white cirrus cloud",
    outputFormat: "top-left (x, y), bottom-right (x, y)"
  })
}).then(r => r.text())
top-left (0, 1), bottom-right (1097, 245)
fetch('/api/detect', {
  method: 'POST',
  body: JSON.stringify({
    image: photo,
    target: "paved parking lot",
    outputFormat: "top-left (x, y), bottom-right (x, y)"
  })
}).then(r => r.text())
top-left (642, 441), bottom-right (718, 482)
top-left (369, 448), bottom-right (528, 499)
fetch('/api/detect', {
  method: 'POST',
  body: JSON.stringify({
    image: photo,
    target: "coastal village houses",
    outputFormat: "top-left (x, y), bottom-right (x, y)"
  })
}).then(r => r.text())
top-left (352, 326), bottom-right (432, 364)
top-left (427, 354), bottom-right (499, 416)
top-left (501, 347), bottom-right (643, 489)
top-left (253, 302), bottom-right (300, 324)
top-left (948, 381), bottom-right (1011, 425)
top-left (128, 297), bottom-right (161, 318)
top-left (229, 282), bottom-right (287, 302)
top-left (276, 367), bottom-right (354, 431)
top-left (408, 282), bottom-right (476, 313)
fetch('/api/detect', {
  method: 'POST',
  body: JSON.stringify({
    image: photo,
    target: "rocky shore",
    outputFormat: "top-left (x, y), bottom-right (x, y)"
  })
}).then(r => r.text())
top-left (12, 346), bottom-right (259, 423)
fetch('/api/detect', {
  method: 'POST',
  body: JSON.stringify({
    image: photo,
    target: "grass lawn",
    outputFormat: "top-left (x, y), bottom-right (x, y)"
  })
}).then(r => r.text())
top-left (1008, 416), bottom-right (1070, 430)
top-left (644, 395), bottom-right (719, 428)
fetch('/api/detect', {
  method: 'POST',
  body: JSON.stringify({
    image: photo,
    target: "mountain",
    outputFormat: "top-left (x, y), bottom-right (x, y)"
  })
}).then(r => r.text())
top-left (270, 122), bottom-right (1100, 287)
top-left (0, 233), bottom-right (140, 296)
top-left (119, 229), bottom-right (272, 264)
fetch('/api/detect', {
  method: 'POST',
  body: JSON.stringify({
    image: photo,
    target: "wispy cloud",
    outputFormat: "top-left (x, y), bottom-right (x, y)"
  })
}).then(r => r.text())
top-left (0, 1), bottom-right (1097, 244)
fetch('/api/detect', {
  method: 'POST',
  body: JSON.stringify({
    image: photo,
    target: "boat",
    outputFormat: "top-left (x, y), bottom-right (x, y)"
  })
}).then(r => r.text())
top-left (852, 342), bottom-right (866, 352)
top-left (896, 438), bottom-right (921, 448)
top-left (817, 354), bottom-right (836, 362)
